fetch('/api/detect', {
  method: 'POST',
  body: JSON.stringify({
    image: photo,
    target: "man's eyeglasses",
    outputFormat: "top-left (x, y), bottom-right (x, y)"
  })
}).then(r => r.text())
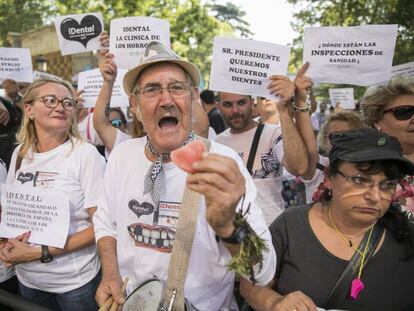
top-left (110, 119), bottom-right (123, 128)
top-left (336, 169), bottom-right (398, 192)
top-left (32, 95), bottom-right (76, 110)
top-left (383, 105), bottom-right (414, 121)
top-left (135, 81), bottom-right (194, 99)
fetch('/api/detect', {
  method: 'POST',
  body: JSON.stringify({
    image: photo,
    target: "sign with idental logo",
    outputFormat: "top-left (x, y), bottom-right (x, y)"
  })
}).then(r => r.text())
top-left (55, 13), bottom-right (104, 56)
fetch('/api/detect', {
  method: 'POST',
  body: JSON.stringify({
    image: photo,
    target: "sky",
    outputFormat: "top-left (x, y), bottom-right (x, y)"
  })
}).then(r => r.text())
top-left (215, 0), bottom-right (297, 46)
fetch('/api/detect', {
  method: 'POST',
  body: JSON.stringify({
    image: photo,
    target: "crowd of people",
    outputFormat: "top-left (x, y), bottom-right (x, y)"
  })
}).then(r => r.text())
top-left (0, 29), bottom-right (413, 311)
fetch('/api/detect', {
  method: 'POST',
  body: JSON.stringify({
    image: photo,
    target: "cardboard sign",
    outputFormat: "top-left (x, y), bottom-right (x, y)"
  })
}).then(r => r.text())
top-left (0, 184), bottom-right (70, 248)
top-left (303, 25), bottom-right (398, 86)
top-left (110, 17), bottom-right (170, 69)
top-left (0, 48), bottom-right (33, 83)
top-left (329, 88), bottom-right (355, 109)
top-left (55, 13), bottom-right (104, 56)
top-left (77, 68), bottom-right (129, 108)
top-left (209, 37), bottom-right (290, 99)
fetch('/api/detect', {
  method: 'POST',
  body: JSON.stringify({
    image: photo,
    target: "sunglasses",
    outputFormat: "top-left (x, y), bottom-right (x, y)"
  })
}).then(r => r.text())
top-left (110, 119), bottom-right (123, 128)
top-left (383, 106), bottom-right (414, 121)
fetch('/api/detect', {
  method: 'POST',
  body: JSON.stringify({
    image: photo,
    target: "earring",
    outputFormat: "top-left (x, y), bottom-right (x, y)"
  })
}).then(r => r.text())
top-left (376, 126), bottom-right (381, 131)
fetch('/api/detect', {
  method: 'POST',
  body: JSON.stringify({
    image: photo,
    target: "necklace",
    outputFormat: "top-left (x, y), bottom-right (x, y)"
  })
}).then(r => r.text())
top-left (327, 203), bottom-right (374, 300)
top-left (328, 205), bottom-right (364, 255)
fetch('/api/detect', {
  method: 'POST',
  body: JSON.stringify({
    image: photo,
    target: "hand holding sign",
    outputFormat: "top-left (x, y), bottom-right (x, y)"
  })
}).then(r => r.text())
top-left (0, 231), bottom-right (38, 266)
top-left (2, 79), bottom-right (19, 100)
top-left (267, 75), bottom-right (295, 112)
top-left (294, 62), bottom-right (313, 102)
top-left (100, 53), bottom-right (118, 84)
top-left (97, 31), bottom-right (110, 60)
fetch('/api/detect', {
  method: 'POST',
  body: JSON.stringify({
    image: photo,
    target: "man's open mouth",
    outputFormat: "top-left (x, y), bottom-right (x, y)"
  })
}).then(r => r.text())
top-left (158, 116), bottom-right (178, 129)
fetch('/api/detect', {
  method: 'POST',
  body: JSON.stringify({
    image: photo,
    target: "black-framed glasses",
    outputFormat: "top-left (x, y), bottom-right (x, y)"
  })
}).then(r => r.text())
top-left (336, 169), bottom-right (398, 192)
top-left (110, 119), bottom-right (123, 128)
top-left (383, 105), bottom-right (414, 121)
top-left (135, 81), bottom-right (194, 99)
top-left (32, 95), bottom-right (76, 110)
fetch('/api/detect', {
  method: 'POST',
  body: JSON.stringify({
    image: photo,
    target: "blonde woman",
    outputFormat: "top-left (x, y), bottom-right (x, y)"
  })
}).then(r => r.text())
top-left (0, 77), bottom-right (105, 311)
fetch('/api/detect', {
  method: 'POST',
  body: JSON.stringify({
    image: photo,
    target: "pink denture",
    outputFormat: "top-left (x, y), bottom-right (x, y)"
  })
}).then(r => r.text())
top-left (171, 140), bottom-right (206, 173)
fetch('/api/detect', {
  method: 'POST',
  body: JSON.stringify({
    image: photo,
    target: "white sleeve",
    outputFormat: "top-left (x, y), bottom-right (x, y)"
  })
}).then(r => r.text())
top-left (78, 144), bottom-right (106, 209)
top-left (233, 152), bottom-right (276, 286)
top-left (93, 153), bottom-right (118, 241)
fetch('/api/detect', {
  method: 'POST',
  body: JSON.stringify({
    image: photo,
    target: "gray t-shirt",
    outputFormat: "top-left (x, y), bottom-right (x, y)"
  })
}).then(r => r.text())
top-left (269, 205), bottom-right (414, 311)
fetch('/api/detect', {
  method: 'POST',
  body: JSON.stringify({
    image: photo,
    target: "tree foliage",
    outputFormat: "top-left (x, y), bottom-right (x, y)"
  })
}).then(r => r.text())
top-left (286, 0), bottom-right (414, 101)
top-left (0, 0), bottom-right (250, 83)
top-left (0, 0), bottom-right (51, 46)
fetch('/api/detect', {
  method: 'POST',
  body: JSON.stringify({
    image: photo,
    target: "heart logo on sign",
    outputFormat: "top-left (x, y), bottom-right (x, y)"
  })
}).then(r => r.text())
top-left (60, 15), bottom-right (102, 48)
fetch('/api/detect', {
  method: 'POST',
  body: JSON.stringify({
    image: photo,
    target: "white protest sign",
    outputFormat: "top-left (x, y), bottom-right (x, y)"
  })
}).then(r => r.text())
top-left (0, 48), bottom-right (33, 83)
top-left (55, 13), bottom-right (104, 56)
top-left (77, 68), bottom-right (129, 108)
top-left (209, 37), bottom-right (290, 99)
top-left (110, 17), bottom-right (170, 69)
top-left (303, 25), bottom-right (398, 86)
top-left (391, 61), bottom-right (414, 78)
top-left (0, 184), bottom-right (70, 248)
top-left (33, 70), bottom-right (60, 81)
top-left (329, 88), bottom-right (355, 109)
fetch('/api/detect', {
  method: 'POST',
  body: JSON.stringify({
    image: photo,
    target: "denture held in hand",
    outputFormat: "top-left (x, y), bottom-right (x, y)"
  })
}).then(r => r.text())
top-left (171, 140), bottom-right (206, 173)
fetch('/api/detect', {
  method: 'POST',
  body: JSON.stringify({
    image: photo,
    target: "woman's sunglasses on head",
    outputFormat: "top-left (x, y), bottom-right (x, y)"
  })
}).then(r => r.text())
top-left (384, 106), bottom-right (414, 121)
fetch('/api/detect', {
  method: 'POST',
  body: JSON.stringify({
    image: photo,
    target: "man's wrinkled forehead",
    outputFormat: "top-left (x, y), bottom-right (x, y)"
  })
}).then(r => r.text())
top-left (135, 62), bottom-right (190, 88)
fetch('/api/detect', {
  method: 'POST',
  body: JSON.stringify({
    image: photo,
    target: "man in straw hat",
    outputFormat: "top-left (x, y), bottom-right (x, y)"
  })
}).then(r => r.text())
top-left (93, 41), bottom-right (275, 310)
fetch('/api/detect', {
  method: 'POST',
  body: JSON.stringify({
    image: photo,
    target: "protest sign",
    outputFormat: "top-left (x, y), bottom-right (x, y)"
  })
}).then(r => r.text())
top-left (0, 184), bottom-right (70, 248)
top-left (110, 17), bottom-right (170, 69)
top-left (329, 88), bottom-right (355, 109)
top-left (77, 68), bottom-right (128, 108)
top-left (0, 48), bottom-right (33, 83)
top-left (33, 70), bottom-right (60, 81)
top-left (209, 37), bottom-right (290, 99)
top-left (391, 61), bottom-right (414, 78)
top-left (55, 13), bottom-right (103, 56)
top-left (303, 25), bottom-right (398, 86)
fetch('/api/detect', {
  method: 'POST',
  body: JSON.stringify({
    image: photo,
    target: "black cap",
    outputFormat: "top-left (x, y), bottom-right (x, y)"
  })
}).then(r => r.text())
top-left (329, 128), bottom-right (414, 175)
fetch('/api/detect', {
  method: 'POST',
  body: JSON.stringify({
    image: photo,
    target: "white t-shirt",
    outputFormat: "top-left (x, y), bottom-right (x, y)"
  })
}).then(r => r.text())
top-left (78, 112), bottom-right (103, 146)
top-left (6, 139), bottom-right (106, 293)
top-left (0, 159), bottom-right (15, 283)
top-left (208, 127), bottom-right (217, 140)
top-left (94, 137), bottom-right (275, 310)
top-left (215, 125), bottom-right (284, 225)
